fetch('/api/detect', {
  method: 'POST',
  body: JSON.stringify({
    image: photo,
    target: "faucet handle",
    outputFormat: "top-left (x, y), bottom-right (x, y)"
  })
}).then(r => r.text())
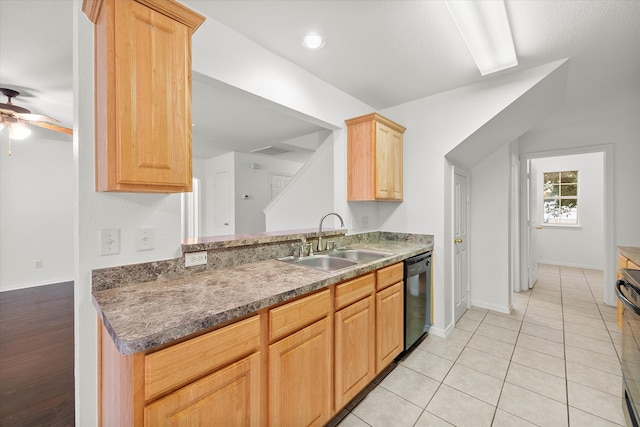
top-left (327, 241), bottom-right (338, 252)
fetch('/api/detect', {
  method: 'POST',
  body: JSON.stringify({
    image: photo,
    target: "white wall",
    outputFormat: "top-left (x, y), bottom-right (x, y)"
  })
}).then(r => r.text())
top-left (377, 61), bottom-right (568, 335)
top-left (266, 136), bottom-right (335, 231)
top-left (74, 4), bottom-right (379, 423)
top-left (532, 153), bottom-right (605, 269)
top-left (234, 152), bottom-right (302, 234)
top-left (469, 144), bottom-right (511, 312)
top-left (521, 113), bottom-right (640, 247)
top-left (0, 135), bottom-right (74, 291)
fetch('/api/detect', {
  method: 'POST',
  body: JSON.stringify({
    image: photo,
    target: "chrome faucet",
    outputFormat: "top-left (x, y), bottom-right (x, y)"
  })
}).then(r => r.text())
top-left (317, 212), bottom-right (345, 252)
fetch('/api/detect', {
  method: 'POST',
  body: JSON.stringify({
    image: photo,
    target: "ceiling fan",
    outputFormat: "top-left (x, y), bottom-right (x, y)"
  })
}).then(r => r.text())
top-left (0, 87), bottom-right (72, 156)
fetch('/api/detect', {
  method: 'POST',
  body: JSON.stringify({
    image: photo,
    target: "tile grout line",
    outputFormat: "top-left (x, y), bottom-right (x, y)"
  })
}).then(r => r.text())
top-left (560, 266), bottom-right (571, 427)
top-left (489, 285), bottom-right (530, 427)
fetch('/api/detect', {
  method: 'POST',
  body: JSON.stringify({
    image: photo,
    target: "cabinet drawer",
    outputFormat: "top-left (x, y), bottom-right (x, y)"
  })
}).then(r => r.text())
top-left (377, 262), bottom-right (403, 291)
top-left (145, 315), bottom-right (260, 401)
top-left (335, 273), bottom-right (375, 311)
top-left (145, 352), bottom-right (261, 426)
top-left (629, 261), bottom-right (640, 270)
top-left (269, 289), bottom-right (330, 342)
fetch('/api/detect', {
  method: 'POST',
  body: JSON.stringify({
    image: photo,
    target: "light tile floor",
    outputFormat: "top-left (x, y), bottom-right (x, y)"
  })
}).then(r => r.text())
top-left (337, 264), bottom-right (625, 426)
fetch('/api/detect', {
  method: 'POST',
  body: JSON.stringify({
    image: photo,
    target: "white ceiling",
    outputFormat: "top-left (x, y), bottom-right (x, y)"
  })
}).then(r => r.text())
top-left (1, 1), bottom-right (639, 153)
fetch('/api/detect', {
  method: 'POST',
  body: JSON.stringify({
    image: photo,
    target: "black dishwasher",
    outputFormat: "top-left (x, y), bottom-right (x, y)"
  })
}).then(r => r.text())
top-left (403, 252), bottom-right (432, 351)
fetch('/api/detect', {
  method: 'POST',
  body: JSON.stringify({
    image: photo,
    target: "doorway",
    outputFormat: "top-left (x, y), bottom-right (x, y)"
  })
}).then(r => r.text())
top-left (519, 146), bottom-right (613, 305)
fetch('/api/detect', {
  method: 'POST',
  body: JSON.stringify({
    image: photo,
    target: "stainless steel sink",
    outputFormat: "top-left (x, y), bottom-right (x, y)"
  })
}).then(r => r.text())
top-left (278, 255), bottom-right (357, 272)
top-left (278, 248), bottom-right (392, 272)
top-left (329, 249), bottom-right (393, 263)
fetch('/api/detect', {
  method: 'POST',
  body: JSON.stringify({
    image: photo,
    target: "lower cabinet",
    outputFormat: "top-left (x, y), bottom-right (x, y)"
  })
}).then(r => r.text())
top-left (334, 275), bottom-right (376, 410)
top-left (375, 282), bottom-right (404, 373)
top-left (145, 352), bottom-right (261, 426)
top-left (375, 263), bottom-right (405, 373)
top-left (269, 317), bottom-right (332, 426)
top-left (98, 262), bottom-right (407, 426)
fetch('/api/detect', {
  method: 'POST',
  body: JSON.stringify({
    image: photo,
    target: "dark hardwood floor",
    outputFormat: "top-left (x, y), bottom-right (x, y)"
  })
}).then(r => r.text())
top-left (0, 281), bottom-right (75, 427)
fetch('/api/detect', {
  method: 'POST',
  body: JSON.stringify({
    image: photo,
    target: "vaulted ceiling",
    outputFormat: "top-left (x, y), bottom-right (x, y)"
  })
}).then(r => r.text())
top-left (1, 1), bottom-right (639, 152)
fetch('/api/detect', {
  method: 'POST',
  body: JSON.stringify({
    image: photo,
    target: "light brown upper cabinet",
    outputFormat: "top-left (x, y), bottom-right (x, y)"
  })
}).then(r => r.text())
top-left (346, 113), bottom-right (406, 201)
top-left (83, 0), bottom-right (205, 193)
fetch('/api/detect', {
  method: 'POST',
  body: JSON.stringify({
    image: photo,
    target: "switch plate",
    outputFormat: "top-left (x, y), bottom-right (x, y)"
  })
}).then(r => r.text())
top-left (185, 251), bottom-right (207, 267)
top-left (99, 228), bottom-right (121, 256)
top-left (35, 260), bottom-right (43, 268)
top-left (135, 227), bottom-right (155, 251)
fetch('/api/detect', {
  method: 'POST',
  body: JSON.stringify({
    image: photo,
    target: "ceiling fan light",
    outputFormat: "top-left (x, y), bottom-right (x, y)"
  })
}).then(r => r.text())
top-left (10, 122), bottom-right (31, 140)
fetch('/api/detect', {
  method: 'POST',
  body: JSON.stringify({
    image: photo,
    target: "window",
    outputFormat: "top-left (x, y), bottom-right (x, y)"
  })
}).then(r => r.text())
top-left (543, 170), bottom-right (578, 225)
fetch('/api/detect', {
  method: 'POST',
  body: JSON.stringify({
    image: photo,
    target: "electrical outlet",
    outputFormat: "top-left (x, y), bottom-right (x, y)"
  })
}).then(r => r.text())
top-left (99, 229), bottom-right (121, 256)
top-left (185, 251), bottom-right (207, 267)
top-left (361, 216), bottom-right (369, 229)
top-left (135, 227), bottom-right (155, 251)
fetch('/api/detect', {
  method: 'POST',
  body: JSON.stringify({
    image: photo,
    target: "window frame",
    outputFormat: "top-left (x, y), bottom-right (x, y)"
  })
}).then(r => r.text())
top-left (542, 169), bottom-right (580, 226)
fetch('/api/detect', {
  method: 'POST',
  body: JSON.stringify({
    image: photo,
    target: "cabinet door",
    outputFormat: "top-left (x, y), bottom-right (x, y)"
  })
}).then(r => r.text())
top-left (144, 352), bottom-right (261, 426)
top-left (269, 318), bottom-right (332, 427)
top-left (113, 0), bottom-right (192, 191)
top-left (335, 295), bottom-right (375, 410)
top-left (376, 282), bottom-right (404, 373)
top-left (375, 123), bottom-right (403, 200)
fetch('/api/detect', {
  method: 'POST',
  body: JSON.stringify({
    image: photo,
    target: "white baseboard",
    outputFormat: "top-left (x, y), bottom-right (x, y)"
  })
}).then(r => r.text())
top-left (538, 260), bottom-right (604, 271)
top-left (470, 300), bottom-right (510, 314)
top-left (429, 321), bottom-right (454, 338)
top-left (0, 277), bottom-right (74, 293)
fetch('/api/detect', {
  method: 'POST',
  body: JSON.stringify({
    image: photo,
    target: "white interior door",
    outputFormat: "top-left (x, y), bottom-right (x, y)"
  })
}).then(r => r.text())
top-left (270, 173), bottom-right (292, 202)
top-left (454, 170), bottom-right (470, 322)
top-left (527, 162), bottom-right (539, 288)
top-left (213, 171), bottom-right (231, 235)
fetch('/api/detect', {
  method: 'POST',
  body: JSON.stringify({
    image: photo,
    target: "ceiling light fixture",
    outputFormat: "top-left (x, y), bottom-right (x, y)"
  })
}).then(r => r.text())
top-left (302, 33), bottom-right (324, 50)
top-left (9, 121), bottom-right (31, 140)
top-left (445, 0), bottom-right (517, 76)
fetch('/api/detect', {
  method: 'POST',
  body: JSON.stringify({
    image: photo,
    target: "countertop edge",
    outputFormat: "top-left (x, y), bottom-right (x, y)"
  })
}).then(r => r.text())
top-left (619, 246), bottom-right (640, 267)
top-left (95, 243), bottom-right (431, 355)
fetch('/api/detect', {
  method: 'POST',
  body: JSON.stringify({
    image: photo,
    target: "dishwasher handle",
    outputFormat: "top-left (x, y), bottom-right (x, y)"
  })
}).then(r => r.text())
top-left (616, 279), bottom-right (640, 316)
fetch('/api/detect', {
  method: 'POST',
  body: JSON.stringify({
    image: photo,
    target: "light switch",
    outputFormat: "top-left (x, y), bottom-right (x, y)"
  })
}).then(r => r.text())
top-left (135, 227), bottom-right (155, 251)
top-left (100, 229), bottom-right (120, 256)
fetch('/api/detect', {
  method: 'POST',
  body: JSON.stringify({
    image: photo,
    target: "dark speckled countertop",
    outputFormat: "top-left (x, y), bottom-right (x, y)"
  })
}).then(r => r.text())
top-left (92, 234), bottom-right (432, 355)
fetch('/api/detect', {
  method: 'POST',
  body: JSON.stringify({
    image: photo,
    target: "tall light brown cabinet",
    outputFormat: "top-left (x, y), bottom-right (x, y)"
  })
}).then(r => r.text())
top-left (83, 0), bottom-right (204, 193)
top-left (346, 113), bottom-right (406, 201)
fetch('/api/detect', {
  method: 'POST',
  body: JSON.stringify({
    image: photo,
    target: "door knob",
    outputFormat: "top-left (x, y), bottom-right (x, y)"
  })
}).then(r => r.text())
top-left (536, 226), bottom-right (542, 230)
top-left (454, 238), bottom-right (463, 243)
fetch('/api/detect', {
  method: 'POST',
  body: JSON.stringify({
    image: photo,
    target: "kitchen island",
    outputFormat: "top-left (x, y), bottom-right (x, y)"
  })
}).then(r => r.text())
top-left (92, 231), bottom-right (433, 426)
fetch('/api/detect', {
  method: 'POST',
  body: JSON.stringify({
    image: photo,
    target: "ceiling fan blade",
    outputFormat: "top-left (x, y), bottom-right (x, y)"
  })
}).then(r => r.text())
top-left (1, 102), bottom-right (31, 115)
top-left (19, 113), bottom-right (60, 123)
top-left (30, 121), bottom-right (73, 135)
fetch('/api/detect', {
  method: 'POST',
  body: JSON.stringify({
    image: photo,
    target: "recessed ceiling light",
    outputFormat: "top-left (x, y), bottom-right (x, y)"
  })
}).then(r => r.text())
top-left (303, 33), bottom-right (324, 50)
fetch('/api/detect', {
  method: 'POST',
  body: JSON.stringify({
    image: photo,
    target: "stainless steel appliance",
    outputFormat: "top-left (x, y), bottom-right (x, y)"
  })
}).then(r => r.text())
top-left (403, 252), bottom-right (432, 351)
top-left (616, 268), bottom-right (640, 427)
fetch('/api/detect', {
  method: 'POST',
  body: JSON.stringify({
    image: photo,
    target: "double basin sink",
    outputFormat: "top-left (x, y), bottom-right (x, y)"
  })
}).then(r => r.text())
top-left (279, 248), bottom-right (393, 272)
